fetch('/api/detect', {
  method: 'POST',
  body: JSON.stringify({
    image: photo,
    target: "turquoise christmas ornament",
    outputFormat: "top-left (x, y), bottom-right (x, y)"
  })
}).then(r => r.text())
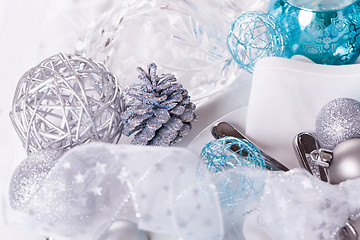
top-left (227, 11), bottom-right (285, 73)
top-left (198, 137), bottom-right (266, 207)
top-left (201, 137), bottom-right (266, 172)
top-left (269, 0), bottom-right (360, 65)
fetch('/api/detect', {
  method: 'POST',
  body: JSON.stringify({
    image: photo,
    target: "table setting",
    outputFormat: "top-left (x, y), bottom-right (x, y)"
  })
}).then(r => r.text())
top-left (1, 0), bottom-right (360, 239)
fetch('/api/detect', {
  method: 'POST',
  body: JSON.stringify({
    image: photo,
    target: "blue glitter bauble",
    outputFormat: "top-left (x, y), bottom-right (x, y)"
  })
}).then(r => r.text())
top-left (197, 137), bottom-right (266, 207)
top-left (227, 11), bottom-right (285, 73)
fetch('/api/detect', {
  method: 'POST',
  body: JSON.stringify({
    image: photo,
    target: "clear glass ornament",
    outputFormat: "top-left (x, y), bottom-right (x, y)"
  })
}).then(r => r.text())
top-left (79, 1), bottom-right (232, 104)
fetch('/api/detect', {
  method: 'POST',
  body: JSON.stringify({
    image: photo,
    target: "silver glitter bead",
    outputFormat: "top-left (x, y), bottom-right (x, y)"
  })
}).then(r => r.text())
top-left (316, 98), bottom-right (360, 150)
top-left (328, 138), bottom-right (360, 184)
top-left (10, 53), bottom-right (124, 155)
top-left (9, 149), bottom-right (64, 209)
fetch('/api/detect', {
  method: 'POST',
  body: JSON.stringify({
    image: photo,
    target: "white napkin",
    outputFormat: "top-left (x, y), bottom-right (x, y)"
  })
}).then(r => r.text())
top-left (246, 56), bottom-right (360, 169)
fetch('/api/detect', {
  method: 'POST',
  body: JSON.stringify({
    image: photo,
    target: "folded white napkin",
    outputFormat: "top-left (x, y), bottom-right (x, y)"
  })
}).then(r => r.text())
top-left (246, 56), bottom-right (360, 169)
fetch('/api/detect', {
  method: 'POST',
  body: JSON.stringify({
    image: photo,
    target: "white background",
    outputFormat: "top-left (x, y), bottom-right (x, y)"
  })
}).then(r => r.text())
top-left (0, 0), bottom-right (51, 238)
top-left (0, 0), bottom-right (119, 239)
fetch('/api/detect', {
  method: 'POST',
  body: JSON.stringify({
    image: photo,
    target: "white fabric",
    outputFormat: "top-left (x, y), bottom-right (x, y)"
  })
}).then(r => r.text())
top-left (248, 168), bottom-right (360, 240)
top-left (246, 56), bottom-right (360, 169)
top-left (15, 143), bottom-right (224, 240)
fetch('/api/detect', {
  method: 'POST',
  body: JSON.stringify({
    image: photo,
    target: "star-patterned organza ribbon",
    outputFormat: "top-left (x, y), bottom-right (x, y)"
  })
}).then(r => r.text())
top-left (256, 169), bottom-right (360, 240)
top-left (10, 143), bottom-right (224, 240)
top-left (8, 142), bottom-right (360, 240)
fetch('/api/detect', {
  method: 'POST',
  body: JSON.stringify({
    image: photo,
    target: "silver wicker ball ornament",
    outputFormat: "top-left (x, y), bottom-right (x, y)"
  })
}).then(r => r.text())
top-left (10, 53), bottom-right (124, 154)
top-left (316, 98), bottom-right (360, 150)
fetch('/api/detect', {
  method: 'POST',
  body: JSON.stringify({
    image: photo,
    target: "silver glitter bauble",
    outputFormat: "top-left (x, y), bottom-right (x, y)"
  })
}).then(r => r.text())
top-left (316, 98), bottom-right (360, 150)
top-left (10, 53), bottom-right (124, 154)
top-left (9, 149), bottom-right (64, 209)
top-left (328, 138), bottom-right (360, 184)
top-left (97, 221), bottom-right (149, 240)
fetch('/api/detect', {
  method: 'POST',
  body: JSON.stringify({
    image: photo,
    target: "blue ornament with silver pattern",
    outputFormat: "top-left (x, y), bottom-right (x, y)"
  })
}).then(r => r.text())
top-left (269, 0), bottom-right (360, 65)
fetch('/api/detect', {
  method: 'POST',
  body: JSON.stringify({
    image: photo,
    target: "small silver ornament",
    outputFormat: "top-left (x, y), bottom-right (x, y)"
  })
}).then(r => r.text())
top-left (10, 53), bottom-right (124, 154)
top-left (328, 138), bottom-right (360, 184)
top-left (97, 221), bottom-right (149, 240)
top-left (310, 138), bottom-right (360, 184)
top-left (9, 149), bottom-right (64, 209)
top-left (315, 98), bottom-right (360, 150)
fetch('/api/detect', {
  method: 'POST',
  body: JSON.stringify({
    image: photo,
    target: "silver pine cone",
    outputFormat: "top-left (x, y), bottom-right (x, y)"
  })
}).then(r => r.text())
top-left (121, 63), bottom-right (197, 146)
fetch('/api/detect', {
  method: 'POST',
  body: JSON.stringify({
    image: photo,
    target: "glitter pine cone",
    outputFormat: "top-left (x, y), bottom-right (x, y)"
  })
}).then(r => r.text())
top-left (121, 63), bottom-right (197, 146)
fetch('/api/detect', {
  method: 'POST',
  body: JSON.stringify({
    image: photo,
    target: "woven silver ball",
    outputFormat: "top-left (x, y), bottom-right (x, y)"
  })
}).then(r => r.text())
top-left (10, 53), bottom-right (124, 154)
top-left (316, 98), bottom-right (360, 150)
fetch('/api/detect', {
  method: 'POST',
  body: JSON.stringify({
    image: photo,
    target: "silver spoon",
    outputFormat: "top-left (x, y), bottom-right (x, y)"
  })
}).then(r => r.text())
top-left (211, 122), bottom-right (289, 171)
top-left (339, 220), bottom-right (359, 240)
